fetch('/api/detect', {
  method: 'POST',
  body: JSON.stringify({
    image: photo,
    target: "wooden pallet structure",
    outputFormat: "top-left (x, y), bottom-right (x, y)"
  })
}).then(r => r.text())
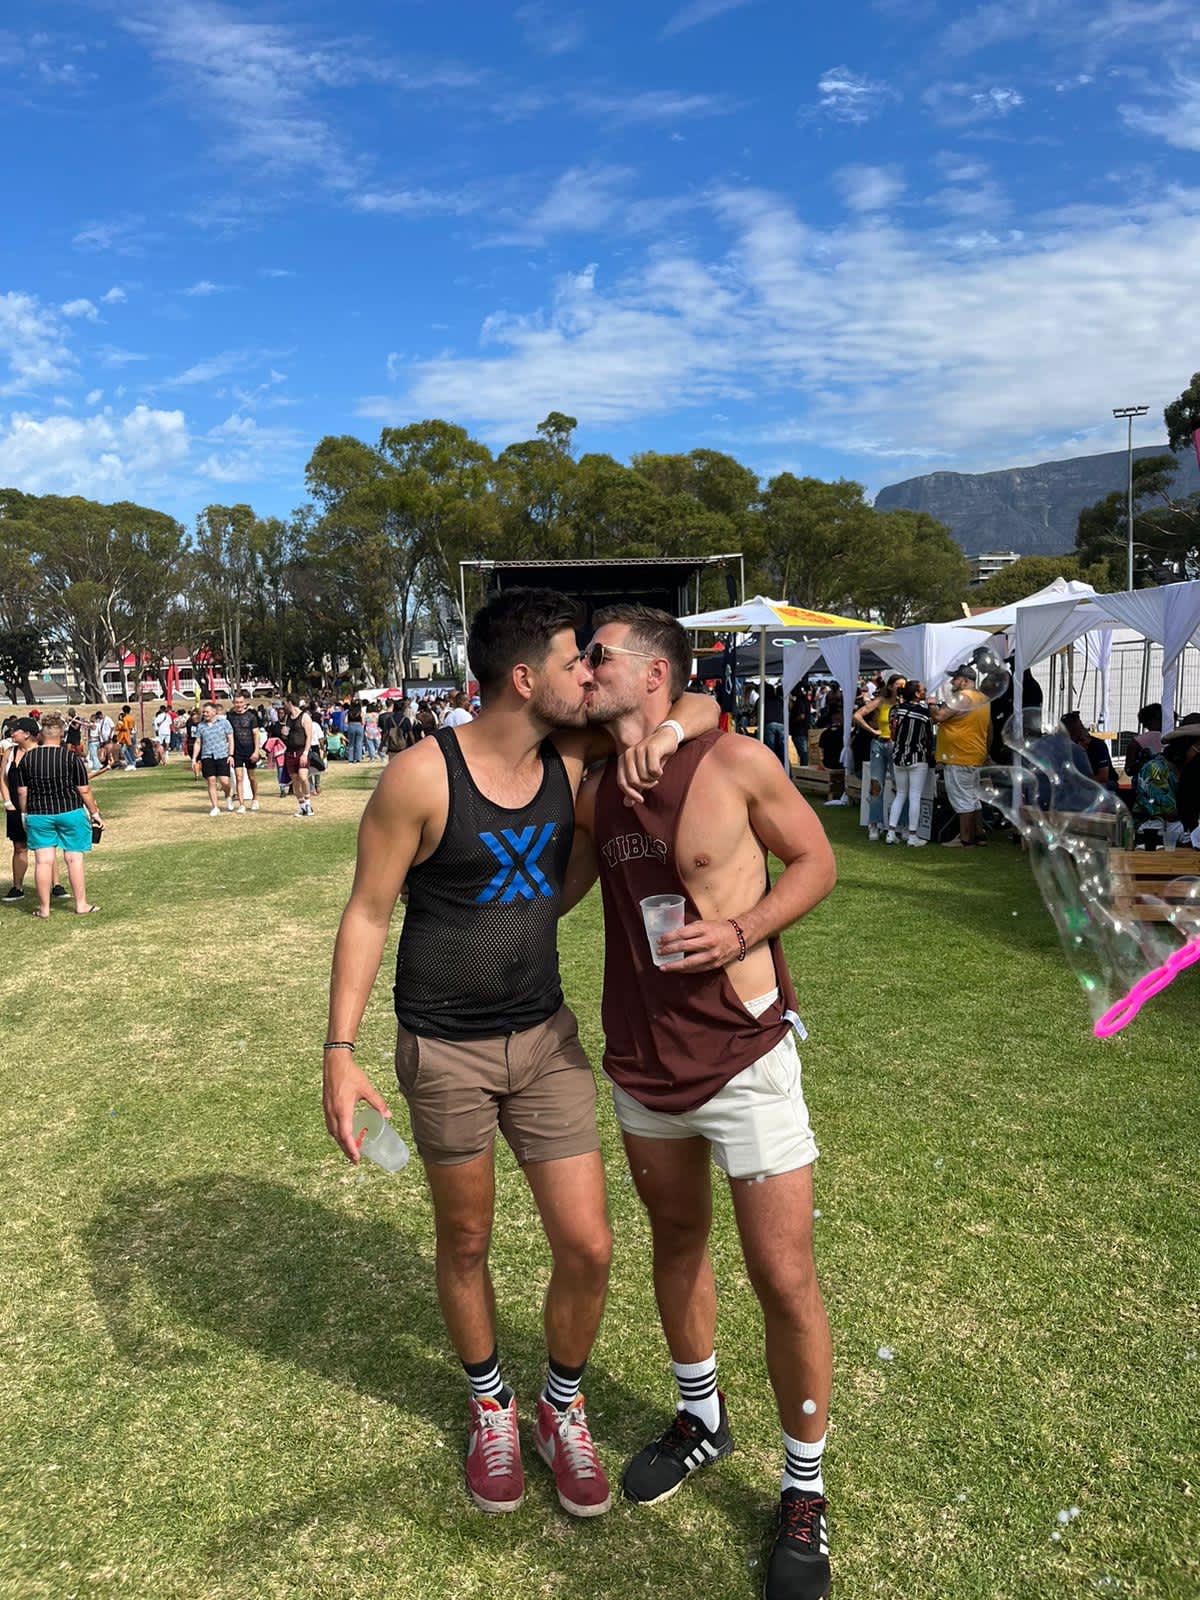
top-left (1109, 850), bottom-right (1200, 922)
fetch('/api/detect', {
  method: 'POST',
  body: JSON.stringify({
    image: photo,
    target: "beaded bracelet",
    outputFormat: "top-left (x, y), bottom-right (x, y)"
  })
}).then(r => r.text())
top-left (728, 918), bottom-right (747, 962)
top-left (323, 1040), bottom-right (356, 1052)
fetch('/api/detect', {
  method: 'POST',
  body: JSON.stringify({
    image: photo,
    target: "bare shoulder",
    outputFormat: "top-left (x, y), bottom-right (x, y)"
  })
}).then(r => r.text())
top-left (707, 730), bottom-right (788, 786)
top-left (367, 736), bottom-right (445, 822)
top-left (552, 725), bottom-right (612, 786)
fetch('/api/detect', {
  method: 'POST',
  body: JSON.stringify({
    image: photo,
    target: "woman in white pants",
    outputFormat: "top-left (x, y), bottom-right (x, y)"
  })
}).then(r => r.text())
top-left (887, 681), bottom-right (934, 845)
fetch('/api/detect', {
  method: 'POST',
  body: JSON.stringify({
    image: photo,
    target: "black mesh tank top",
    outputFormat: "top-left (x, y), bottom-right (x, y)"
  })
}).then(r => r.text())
top-left (393, 728), bottom-right (574, 1039)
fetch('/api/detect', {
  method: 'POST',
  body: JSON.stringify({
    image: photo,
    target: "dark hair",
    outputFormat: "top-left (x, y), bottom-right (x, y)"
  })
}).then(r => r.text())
top-left (467, 587), bottom-right (584, 696)
top-left (1137, 702), bottom-right (1162, 730)
top-left (591, 603), bottom-right (691, 699)
top-left (898, 680), bottom-right (922, 703)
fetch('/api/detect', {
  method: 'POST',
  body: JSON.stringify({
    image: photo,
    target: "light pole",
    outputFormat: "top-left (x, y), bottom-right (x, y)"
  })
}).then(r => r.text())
top-left (1112, 404), bottom-right (1149, 590)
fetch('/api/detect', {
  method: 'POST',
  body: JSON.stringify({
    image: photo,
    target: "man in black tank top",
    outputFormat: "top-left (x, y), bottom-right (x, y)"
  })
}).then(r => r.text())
top-left (323, 587), bottom-right (719, 1522)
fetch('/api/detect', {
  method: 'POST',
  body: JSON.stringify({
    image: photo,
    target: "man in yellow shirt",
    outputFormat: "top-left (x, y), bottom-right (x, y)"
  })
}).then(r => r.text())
top-left (932, 664), bottom-right (991, 847)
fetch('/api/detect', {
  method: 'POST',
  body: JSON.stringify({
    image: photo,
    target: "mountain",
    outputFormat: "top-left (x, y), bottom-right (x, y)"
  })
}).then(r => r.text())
top-left (874, 444), bottom-right (1200, 557)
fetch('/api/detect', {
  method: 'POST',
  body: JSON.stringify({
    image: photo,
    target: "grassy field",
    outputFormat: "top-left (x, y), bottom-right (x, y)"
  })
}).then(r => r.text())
top-left (2, 759), bottom-right (1197, 1600)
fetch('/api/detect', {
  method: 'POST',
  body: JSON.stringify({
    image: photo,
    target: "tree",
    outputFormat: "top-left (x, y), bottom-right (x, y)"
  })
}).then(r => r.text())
top-left (969, 554), bottom-right (1112, 608)
top-left (757, 474), bottom-right (875, 611)
top-left (851, 510), bottom-right (970, 626)
top-left (1164, 372), bottom-right (1200, 456)
top-left (1075, 454), bottom-right (1197, 586)
top-left (0, 509), bottom-right (47, 701)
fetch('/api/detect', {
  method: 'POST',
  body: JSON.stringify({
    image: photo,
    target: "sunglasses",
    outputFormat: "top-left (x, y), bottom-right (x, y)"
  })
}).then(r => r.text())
top-left (579, 641), bottom-right (658, 670)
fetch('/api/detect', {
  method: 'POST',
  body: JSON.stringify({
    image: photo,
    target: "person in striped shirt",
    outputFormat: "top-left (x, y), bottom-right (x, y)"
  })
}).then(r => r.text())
top-left (15, 713), bottom-right (102, 917)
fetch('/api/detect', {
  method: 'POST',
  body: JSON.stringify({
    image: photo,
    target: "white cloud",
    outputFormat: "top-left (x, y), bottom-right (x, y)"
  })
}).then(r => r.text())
top-left (1121, 73), bottom-right (1200, 152)
top-left (259, 267), bottom-right (295, 278)
top-left (0, 404), bottom-right (189, 497)
top-left (159, 349), bottom-right (258, 387)
top-left (351, 186), bottom-right (482, 217)
top-left (72, 216), bottom-right (145, 254)
top-left (367, 183), bottom-right (1200, 472)
top-left (573, 88), bottom-right (737, 123)
top-left (491, 164), bottom-right (636, 244)
top-left (100, 286), bottom-right (127, 304)
top-left (61, 298), bottom-right (99, 320)
top-left (834, 165), bottom-right (905, 212)
top-left (923, 81), bottom-right (1026, 125)
top-left (660, 0), bottom-right (753, 38)
top-left (182, 279), bottom-right (228, 295)
top-left (0, 292), bottom-right (73, 395)
top-left (86, 388), bottom-right (103, 405)
top-left (515, 3), bottom-right (587, 54)
top-left (197, 411), bottom-right (301, 483)
top-left (815, 66), bottom-right (895, 124)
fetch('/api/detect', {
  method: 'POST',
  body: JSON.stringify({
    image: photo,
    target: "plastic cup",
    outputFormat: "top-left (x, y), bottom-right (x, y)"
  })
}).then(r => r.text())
top-left (640, 893), bottom-right (685, 968)
top-left (353, 1104), bottom-right (410, 1173)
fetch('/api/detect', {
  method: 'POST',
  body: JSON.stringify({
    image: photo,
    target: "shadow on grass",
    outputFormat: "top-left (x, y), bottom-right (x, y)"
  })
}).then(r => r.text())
top-left (83, 1175), bottom-right (771, 1590)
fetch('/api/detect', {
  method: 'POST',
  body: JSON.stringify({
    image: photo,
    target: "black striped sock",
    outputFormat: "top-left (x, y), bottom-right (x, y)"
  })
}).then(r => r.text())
top-left (672, 1354), bottom-right (720, 1433)
top-left (463, 1348), bottom-right (506, 1404)
top-left (782, 1428), bottom-right (825, 1495)
top-left (542, 1355), bottom-right (586, 1412)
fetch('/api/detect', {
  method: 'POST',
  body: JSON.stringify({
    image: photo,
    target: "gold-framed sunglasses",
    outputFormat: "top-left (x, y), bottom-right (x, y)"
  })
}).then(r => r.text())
top-left (579, 641), bottom-right (658, 670)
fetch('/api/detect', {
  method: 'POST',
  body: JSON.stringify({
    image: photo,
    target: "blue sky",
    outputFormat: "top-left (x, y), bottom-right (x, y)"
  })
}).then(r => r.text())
top-left (2, 0), bottom-right (1198, 524)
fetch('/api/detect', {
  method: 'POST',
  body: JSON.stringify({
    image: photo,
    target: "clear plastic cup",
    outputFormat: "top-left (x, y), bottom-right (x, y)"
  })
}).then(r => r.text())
top-left (353, 1105), bottom-right (410, 1173)
top-left (640, 893), bottom-right (685, 968)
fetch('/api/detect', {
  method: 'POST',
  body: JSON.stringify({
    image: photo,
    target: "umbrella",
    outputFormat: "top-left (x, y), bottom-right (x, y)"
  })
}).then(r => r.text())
top-left (678, 596), bottom-right (886, 740)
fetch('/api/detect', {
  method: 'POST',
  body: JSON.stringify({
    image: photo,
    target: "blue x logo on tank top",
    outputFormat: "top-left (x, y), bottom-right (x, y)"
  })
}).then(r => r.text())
top-left (477, 823), bottom-right (557, 903)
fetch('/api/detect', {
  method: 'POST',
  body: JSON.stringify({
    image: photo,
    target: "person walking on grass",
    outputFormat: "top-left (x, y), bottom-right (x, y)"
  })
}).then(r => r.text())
top-left (323, 587), bottom-right (718, 1523)
top-left (3, 719), bottom-right (71, 904)
top-left (191, 702), bottom-right (235, 816)
top-left (567, 604), bottom-right (838, 1600)
top-left (227, 691), bottom-right (262, 813)
top-left (281, 695), bottom-right (314, 816)
top-left (15, 713), bottom-right (102, 917)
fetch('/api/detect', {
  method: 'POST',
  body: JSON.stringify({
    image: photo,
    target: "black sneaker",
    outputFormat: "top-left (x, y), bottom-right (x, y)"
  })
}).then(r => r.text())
top-left (621, 1394), bottom-right (733, 1504)
top-left (3, 886), bottom-right (24, 901)
top-left (51, 884), bottom-right (70, 899)
top-left (763, 1490), bottom-right (831, 1600)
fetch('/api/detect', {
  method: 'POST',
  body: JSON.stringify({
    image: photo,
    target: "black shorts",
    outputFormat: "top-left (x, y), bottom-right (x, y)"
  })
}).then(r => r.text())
top-left (200, 757), bottom-right (232, 779)
top-left (5, 807), bottom-right (25, 846)
top-left (232, 749), bottom-right (258, 769)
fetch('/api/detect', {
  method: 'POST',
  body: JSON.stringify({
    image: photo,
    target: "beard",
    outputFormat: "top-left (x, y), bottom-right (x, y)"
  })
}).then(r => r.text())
top-left (583, 683), bottom-right (640, 726)
top-left (529, 680), bottom-right (589, 730)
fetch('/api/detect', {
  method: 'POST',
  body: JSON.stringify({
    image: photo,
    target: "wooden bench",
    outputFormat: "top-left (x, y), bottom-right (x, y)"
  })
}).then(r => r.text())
top-left (1109, 850), bottom-right (1200, 921)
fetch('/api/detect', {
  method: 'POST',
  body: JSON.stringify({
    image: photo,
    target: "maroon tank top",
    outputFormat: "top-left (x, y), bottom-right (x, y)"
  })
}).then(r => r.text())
top-left (595, 728), bottom-right (799, 1113)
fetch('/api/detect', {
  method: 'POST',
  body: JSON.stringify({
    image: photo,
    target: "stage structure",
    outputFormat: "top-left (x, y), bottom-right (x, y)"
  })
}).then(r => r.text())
top-left (459, 554), bottom-right (745, 633)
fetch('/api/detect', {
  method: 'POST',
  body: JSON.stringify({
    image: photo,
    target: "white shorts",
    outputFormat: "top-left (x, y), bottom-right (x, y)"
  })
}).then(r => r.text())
top-left (942, 764), bottom-right (980, 813)
top-left (608, 993), bottom-right (818, 1181)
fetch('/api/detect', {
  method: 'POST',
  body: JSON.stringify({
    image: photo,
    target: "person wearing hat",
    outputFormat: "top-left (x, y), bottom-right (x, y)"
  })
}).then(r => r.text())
top-left (932, 664), bottom-right (991, 848)
top-left (1163, 714), bottom-right (1200, 847)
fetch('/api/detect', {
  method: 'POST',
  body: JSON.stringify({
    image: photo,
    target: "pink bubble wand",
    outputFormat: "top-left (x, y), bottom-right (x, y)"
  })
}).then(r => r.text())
top-left (1093, 937), bottom-right (1200, 1038)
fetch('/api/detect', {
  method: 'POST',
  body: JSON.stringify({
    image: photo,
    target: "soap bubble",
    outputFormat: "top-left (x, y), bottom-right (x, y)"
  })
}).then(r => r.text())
top-left (970, 644), bottom-right (1011, 703)
top-left (979, 711), bottom-right (1181, 1032)
top-left (1165, 877), bottom-right (1200, 941)
top-left (1051, 1531), bottom-right (1062, 1543)
top-left (877, 1345), bottom-right (894, 1362)
top-left (1056, 1509), bottom-right (1071, 1524)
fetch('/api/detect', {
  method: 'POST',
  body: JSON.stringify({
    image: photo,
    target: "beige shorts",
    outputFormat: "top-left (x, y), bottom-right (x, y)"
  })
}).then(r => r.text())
top-left (608, 1007), bottom-right (818, 1181)
top-left (395, 1004), bottom-right (600, 1168)
top-left (942, 763), bottom-right (981, 813)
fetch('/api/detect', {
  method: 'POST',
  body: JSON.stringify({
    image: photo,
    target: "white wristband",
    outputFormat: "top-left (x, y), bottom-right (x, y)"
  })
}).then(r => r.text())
top-left (656, 719), bottom-right (685, 748)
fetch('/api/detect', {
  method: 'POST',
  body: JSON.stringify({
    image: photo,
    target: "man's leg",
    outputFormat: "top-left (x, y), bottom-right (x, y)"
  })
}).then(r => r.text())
top-left (33, 847), bottom-right (55, 915)
top-left (729, 1164), bottom-right (830, 1444)
top-left (424, 1149), bottom-right (498, 1362)
top-left (293, 766), bottom-right (310, 808)
top-left (205, 774), bottom-right (219, 809)
top-left (11, 841), bottom-right (27, 891)
top-left (523, 1151), bottom-right (611, 1368)
top-left (625, 1131), bottom-right (716, 1363)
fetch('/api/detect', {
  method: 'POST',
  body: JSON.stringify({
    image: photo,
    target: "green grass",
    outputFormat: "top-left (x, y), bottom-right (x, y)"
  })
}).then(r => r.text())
top-left (2, 763), bottom-right (1197, 1599)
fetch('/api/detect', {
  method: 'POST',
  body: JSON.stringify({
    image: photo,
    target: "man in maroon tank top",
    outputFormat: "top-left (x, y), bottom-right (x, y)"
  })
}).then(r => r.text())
top-left (322, 589), bottom-right (718, 1526)
top-left (571, 604), bottom-right (838, 1600)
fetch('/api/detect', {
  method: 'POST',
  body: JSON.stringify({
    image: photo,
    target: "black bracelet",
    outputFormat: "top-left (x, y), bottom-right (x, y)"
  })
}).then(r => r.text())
top-left (728, 918), bottom-right (747, 962)
top-left (323, 1040), bottom-right (356, 1052)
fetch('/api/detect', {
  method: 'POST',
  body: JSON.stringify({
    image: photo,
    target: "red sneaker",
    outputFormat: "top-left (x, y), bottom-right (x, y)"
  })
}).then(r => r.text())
top-left (535, 1394), bottom-right (612, 1517)
top-left (465, 1394), bottom-right (524, 1513)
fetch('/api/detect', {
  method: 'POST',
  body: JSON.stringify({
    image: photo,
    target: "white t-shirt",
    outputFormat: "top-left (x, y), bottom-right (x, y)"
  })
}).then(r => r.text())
top-left (98, 716), bottom-right (114, 742)
top-left (443, 707), bottom-right (472, 727)
top-left (154, 713), bottom-right (171, 741)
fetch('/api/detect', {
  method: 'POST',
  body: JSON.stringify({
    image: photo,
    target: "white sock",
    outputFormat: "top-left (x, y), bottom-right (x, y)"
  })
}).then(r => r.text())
top-left (672, 1354), bottom-right (721, 1434)
top-left (782, 1428), bottom-right (825, 1495)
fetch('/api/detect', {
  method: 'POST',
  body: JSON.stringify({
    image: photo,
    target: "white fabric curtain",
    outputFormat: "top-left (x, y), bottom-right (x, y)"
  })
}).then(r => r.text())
top-left (1013, 600), bottom-right (1108, 732)
top-left (1072, 627), bottom-right (1114, 729)
top-left (1094, 581), bottom-right (1200, 731)
top-left (781, 640), bottom-right (823, 775)
top-left (821, 633), bottom-right (864, 770)
top-left (870, 621), bottom-right (979, 694)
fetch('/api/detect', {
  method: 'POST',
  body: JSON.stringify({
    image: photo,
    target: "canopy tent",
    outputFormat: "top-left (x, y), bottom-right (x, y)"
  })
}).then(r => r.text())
top-left (961, 577), bottom-right (1200, 735)
top-left (677, 596), bottom-right (886, 740)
